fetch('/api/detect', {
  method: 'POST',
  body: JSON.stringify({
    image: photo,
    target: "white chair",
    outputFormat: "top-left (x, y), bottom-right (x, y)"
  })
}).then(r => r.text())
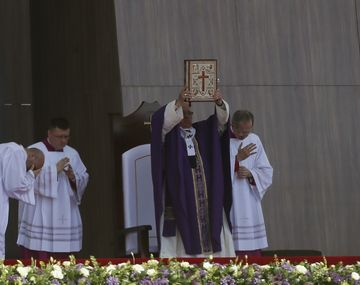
top-left (121, 144), bottom-right (158, 257)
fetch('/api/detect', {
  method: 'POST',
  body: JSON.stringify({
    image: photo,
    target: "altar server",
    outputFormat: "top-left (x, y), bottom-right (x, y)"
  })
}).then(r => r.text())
top-left (17, 118), bottom-right (89, 259)
top-left (230, 110), bottom-right (273, 256)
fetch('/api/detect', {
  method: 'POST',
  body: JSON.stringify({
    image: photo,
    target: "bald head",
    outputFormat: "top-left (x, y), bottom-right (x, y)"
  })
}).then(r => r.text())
top-left (26, 148), bottom-right (45, 171)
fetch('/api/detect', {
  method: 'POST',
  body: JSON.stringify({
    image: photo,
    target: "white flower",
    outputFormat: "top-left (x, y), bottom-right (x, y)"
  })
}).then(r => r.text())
top-left (30, 276), bottom-right (36, 282)
top-left (117, 262), bottom-right (127, 268)
top-left (62, 261), bottom-right (71, 267)
top-left (203, 261), bottom-right (213, 270)
top-left (147, 259), bottom-right (159, 266)
top-left (53, 264), bottom-right (62, 272)
top-left (17, 266), bottom-right (31, 277)
top-left (80, 267), bottom-right (90, 277)
top-left (229, 264), bottom-right (238, 273)
top-left (51, 268), bottom-right (64, 280)
top-left (260, 265), bottom-right (270, 270)
top-left (106, 264), bottom-right (117, 274)
top-left (351, 272), bottom-right (360, 280)
top-left (180, 261), bottom-right (190, 268)
top-left (132, 264), bottom-right (145, 273)
top-left (146, 268), bottom-right (157, 276)
top-left (295, 265), bottom-right (308, 274)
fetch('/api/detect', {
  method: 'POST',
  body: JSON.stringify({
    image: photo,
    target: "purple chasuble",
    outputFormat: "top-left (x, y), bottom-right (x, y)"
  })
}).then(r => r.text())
top-left (151, 106), bottom-right (232, 255)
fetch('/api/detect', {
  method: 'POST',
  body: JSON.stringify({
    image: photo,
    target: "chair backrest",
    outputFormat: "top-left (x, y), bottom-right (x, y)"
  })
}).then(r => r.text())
top-left (122, 144), bottom-right (158, 254)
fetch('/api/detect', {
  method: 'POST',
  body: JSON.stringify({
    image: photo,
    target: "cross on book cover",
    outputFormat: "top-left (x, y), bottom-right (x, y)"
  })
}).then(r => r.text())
top-left (184, 59), bottom-right (217, 102)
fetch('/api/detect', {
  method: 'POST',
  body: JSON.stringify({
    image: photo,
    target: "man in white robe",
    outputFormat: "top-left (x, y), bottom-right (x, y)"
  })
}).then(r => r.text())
top-left (151, 88), bottom-right (235, 257)
top-left (0, 143), bottom-right (44, 259)
top-left (230, 110), bottom-right (273, 256)
top-left (17, 118), bottom-right (89, 259)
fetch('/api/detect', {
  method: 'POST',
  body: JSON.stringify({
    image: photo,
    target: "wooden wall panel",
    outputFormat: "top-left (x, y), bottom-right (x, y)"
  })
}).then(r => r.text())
top-left (115, 0), bottom-right (360, 91)
top-left (234, 0), bottom-right (360, 84)
top-left (114, 0), bottom-right (240, 87)
top-left (0, 0), bottom-right (33, 143)
top-left (114, 0), bottom-right (360, 255)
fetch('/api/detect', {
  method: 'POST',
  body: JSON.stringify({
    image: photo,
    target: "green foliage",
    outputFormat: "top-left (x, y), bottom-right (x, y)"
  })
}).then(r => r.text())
top-left (0, 256), bottom-right (360, 284)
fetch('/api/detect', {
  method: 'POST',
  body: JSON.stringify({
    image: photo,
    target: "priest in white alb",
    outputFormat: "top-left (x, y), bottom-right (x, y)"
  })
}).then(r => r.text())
top-left (230, 110), bottom-right (273, 257)
top-left (17, 118), bottom-right (89, 259)
top-left (0, 142), bottom-right (44, 259)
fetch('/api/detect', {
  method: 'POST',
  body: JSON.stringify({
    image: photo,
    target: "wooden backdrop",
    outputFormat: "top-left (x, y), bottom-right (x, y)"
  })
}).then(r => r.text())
top-left (2, 0), bottom-right (360, 258)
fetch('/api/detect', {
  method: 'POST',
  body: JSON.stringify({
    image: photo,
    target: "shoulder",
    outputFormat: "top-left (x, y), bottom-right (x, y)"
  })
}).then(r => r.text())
top-left (0, 143), bottom-right (26, 160)
top-left (5, 142), bottom-right (22, 151)
top-left (249, 133), bottom-right (261, 143)
top-left (4, 142), bottom-right (23, 154)
top-left (28, 141), bottom-right (45, 150)
top-left (64, 145), bottom-right (80, 156)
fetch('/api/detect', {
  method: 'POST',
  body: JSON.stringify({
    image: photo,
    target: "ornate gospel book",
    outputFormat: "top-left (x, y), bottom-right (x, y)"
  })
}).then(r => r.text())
top-left (184, 59), bottom-right (217, 102)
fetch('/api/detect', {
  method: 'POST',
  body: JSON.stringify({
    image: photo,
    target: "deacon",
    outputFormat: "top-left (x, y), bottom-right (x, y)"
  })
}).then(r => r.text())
top-left (0, 142), bottom-right (44, 259)
top-left (151, 87), bottom-right (235, 257)
top-left (17, 118), bottom-right (89, 259)
top-left (230, 110), bottom-right (273, 256)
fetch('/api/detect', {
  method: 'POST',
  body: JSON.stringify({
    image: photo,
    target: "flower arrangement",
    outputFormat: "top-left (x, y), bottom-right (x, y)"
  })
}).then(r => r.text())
top-left (1, 255), bottom-right (360, 284)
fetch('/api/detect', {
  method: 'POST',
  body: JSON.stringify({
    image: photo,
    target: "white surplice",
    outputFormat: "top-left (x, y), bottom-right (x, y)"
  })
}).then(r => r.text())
top-left (0, 143), bottom-right (35, 259)
top-left (159, 100), bottom-right (235, 257)
top-left (230, 133), bottom-right (273, 251)
top-left (17, 142), bottom-right (89, 253)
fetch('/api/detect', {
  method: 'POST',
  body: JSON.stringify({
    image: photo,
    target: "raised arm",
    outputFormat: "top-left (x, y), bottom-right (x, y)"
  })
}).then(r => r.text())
top-left (162, 87), bottom-right (190, 141)
top-left (213, 89), bottom-right (229, 133)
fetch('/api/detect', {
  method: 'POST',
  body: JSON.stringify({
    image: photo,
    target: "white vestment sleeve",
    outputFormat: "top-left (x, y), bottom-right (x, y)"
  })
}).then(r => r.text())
top-left (162, 99), bottom-right (229, 139)
top-left (249, 140), bottom-right (273, 200)
top-left (3, 149), bottom-right (35, 205)
top-left (35, 164), bottom-right (59, 198)
top-left (162, 100), bottom-right (184, 141)
top-left (68, 153), bottom-right (89, 204)
top-left (216, 100), bottom-right (229, 133)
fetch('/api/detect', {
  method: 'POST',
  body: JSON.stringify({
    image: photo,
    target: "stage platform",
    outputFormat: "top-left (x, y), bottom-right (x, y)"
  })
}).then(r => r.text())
top-left (4, 256), bottom-right (360, 265)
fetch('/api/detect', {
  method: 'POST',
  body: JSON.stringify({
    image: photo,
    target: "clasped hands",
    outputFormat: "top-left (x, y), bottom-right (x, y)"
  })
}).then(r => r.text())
top-left (57, 157), bottom-right (76, 182)
top-left (236, 142), bottom-right (257, 179)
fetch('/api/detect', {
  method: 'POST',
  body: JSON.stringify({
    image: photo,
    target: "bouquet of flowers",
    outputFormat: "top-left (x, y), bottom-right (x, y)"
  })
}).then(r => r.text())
top-left (1, 255), bottom-right (360, 284)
